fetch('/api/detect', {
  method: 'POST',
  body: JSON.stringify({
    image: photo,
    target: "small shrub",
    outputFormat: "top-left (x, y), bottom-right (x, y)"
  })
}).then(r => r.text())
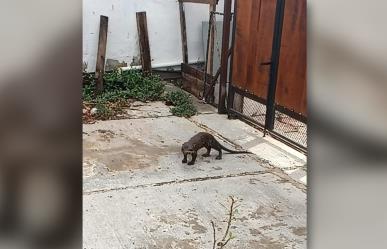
top-left (95, 101), bottom-right (114, 120)
top-left (82, 69), bottom-right (165, 121)
top-left (164, 90), bottom-right (197, 117)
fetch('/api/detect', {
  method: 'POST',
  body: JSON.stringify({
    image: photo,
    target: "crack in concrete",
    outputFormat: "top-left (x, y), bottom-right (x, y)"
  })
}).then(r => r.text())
top-left (123, 112), bottom-right (214, 120)
top-left (281, 165), bottom-right (307, 171)
top-left (83, 170), bottom-right (268, 195)
top-left (125, 114), bottom-right (174, 120)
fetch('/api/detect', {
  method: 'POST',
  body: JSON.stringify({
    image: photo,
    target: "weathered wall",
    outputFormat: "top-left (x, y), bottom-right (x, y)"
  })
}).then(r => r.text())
top-left (83, 0), bottom-right (224, 72)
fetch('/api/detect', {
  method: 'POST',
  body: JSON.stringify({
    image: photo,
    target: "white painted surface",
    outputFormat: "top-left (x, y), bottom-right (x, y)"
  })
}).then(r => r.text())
top-left (83, 0), bottom-right (224, 72)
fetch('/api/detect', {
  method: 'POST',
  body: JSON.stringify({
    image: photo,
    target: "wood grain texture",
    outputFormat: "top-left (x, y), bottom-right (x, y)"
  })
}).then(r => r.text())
top-left (179, 1), bottom-right (189, 63)
top-left (95, 15), bottom-right (108, 94)
top-left (182, 73), bottom-right (204, 98)
top-left (276, 0), bottom-right (307, 116)
top-left (231, 0), bottom-right (253, 90)
top-left (231, 0), bottom-right (306, 117)
top-left (205, 4), bottom-right (216, 102)
top-left (231, 0), bottom-right (276, 98)
top-left (206, 4), bottom-right (216, 76)
top-left (136, 12), bottom-right (152, 74)
top-left (246, 0), bottom-right (277, 98)
top-left (182, 64), bottom-right (214, 98)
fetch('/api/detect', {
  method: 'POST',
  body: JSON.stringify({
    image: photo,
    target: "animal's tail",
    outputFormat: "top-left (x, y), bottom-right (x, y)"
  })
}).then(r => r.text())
top-left (218, 142), bottom-right (253, 154)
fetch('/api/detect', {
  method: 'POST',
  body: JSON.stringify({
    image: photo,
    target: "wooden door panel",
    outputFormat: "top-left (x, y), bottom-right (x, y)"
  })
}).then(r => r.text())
top-left (276, 0), bottom-right (307, 116)
top-left (231, 0), bottom-right (307, 117)
top-left (231, 0), bottom-right (254, 89)
top-left (245, 0), bottom-right (277, 98)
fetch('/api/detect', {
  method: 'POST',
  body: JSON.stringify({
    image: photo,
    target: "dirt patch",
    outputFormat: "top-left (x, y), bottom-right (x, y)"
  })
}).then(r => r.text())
top-left (96, 129), bottom-right (115, 142)
top-left (248, 206), bottom-right (265, 219)
top-left (249, 228), bottom-right (262, 236)
top-left (179, 211), bottom-right (208, 235)
top-left (83, 136), bottom-right (180, 172)
top-left (187, 217), bottom-right (207, 235)
top-left (248, 236), bottom-right (286, 249)
top-left (158, 214), bottom-right (180, 226)
top-left (260, 222), bottom-right (287, 231)
top-left (291, 226), bottom-right (307, 237)
top-left (147, 237), bottom-right (199, 249)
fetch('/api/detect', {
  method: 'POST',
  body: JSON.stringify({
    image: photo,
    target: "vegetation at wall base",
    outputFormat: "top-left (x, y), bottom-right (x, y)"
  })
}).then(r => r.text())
top-left (82, 69), bottom-right (197, 122)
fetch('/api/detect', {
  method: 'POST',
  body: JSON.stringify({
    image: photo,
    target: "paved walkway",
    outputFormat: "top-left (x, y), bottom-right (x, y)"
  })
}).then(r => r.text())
top-left (83, 96), bottom-right (307, 249)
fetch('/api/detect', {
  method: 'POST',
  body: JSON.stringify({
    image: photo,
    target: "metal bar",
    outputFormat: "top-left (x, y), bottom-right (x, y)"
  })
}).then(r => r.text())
top-left (264, 0), bottom-right (286, 130)
top-left (218, 0), bottom-right (232, 114)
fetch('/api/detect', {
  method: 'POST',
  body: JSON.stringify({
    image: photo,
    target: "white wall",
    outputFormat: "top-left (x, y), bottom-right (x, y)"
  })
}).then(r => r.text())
top-left (83, 0), bottom-right (224, 72)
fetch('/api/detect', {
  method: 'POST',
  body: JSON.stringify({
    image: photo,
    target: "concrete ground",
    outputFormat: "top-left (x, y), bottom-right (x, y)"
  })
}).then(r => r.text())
top-left (83, 94), bottom-right (307, 248)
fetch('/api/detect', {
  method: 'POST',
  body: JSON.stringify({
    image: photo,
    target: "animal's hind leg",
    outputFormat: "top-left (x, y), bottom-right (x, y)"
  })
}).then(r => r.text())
top-left (202, 146), bottom-right (211, 157)
top-left (215, 149), bottom-right (222, 160)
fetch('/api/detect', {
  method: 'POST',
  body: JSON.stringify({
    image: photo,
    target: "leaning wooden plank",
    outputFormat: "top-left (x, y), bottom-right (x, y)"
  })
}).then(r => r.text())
top-left (95, 15), bottom-right (109, 94)
top-left (136, 12), bottom-right (152, 74)
top-left (204, 3), bottom-right (216, 102)
top-left (181, 0), bottom-right (217, 4)
top-left (178, 0), bottom-right (189, 63)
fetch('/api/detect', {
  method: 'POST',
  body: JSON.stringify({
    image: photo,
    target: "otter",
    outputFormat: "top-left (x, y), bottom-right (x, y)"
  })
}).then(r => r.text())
top-left (181, 132), bottom-right (253, 165)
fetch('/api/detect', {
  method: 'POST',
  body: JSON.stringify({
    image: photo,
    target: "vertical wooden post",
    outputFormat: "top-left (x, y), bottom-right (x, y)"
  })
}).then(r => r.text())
top-left (218, 0), bottom-right (232, 113)
top-left (136, 12), bottom-right (152, 74)
top-left (204, 4), bottom-right (216, 102)
top-left (206, 4), bottom-right (216, 77)
top-left (95, 15), bottom-right (108, 94)
top-left (229, 0), bottom-right (244, 114)
top-left (179, 0), bottom-right (189, 64)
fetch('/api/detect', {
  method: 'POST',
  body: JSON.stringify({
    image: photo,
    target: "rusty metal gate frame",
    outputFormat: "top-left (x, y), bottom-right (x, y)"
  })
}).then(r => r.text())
top-left (225, 0), bottom-right (307, 154)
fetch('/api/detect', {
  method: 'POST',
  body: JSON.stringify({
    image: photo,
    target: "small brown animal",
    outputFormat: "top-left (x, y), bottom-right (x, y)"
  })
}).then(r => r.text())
top-left (181, 132), bottom-right (253, 165)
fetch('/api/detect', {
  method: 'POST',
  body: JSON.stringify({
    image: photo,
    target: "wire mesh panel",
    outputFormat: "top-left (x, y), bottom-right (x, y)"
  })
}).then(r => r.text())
top-left (238, 96), bottom-right (307, 149)
top-left (242, 97), bottom-right (266, 127)
top-left (273, 109), bottom-right (307, 148)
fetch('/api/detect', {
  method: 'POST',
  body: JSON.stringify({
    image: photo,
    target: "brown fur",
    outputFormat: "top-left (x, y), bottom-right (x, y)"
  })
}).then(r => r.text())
top-left (181, 132), bottom-right (252, 165)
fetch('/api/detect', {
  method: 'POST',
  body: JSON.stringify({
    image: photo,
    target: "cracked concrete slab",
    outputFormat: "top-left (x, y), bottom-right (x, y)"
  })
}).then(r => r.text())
top-left (83, 117), bottom-right (269, 193)
top-left (83, 98), bottom-right (306, 248)
top-left (84, 173), bottom-right (306, 249)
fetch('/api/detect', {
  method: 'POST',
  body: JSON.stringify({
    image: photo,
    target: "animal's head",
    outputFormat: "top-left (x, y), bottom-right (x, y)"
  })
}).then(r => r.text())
top-left (181, 142), bottom-right (194, 154)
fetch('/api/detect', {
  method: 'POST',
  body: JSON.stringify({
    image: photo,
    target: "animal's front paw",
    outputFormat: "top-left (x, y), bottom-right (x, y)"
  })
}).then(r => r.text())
top-left (215, 156), bottom-right (222, 160)
top-left (187, 162), bottom-right (195, 165)
top-left (182, 159), bottom-right (187, 163)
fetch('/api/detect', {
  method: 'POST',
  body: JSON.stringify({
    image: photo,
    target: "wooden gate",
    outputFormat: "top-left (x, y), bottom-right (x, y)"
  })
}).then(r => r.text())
top-left (227, 0), bottom-right (307, 150)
